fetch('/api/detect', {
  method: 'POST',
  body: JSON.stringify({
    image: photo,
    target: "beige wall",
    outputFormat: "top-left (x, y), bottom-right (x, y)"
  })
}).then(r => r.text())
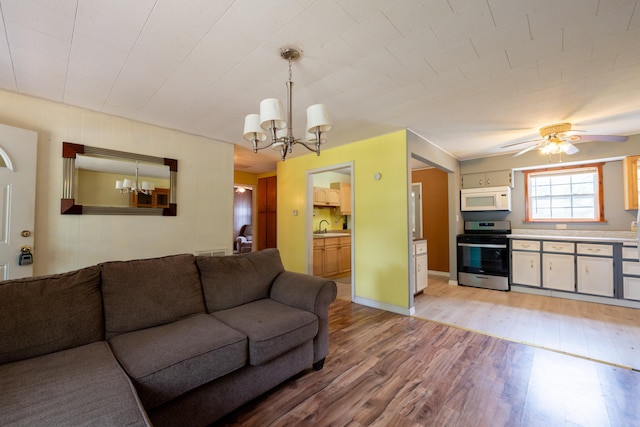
top-left (0, 89), bottom-right (234, 276)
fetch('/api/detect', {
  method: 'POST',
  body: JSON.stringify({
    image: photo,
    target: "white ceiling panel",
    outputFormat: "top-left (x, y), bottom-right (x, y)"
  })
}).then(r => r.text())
top-left (1, 0), bottom-right (639, 173)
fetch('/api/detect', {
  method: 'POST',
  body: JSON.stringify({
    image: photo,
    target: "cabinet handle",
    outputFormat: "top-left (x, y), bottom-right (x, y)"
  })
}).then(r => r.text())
top-left (588, 248), bottom-right (601, 253)
top-left (486, 178), bottom-right (490, 185)
top-left (549, 262), bottom-right (552, 271)
top-left (479, 179), bottom-right (483, 185)
top-left (586, 265), bottom-right (589, 274)
top-left (530, 260), bottom-right (534, 268)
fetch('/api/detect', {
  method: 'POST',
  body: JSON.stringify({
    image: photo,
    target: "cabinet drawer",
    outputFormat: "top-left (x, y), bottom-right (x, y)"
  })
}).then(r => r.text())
top-left (324, 237), bottom-right (340, 247)
top-left (313, 239), bottom-right (325, 248)
top-left (576, 243), bottom-right (613, 257)
top-left (623, 261), bottom-right (640, 276)
top-left (511, 240), bottom-right (540, 251)
top-left (543, 241), bottom-right (574, 254)
top-left (623, 277), bottom-right (640, 301)
top-left (339, 237), bottom-right (351, 246)
top-left (622, 246), bottom-right (639, 260)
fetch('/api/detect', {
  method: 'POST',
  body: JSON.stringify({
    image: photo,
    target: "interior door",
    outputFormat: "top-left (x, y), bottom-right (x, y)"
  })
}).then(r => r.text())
top-left (0, 123), bottom-right (37, 280)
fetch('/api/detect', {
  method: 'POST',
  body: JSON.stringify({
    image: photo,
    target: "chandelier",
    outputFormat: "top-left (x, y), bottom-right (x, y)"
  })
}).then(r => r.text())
top-left (115, 161), bottom-right (155, 195)
top-left (243, 47), bottom-right (332, 161)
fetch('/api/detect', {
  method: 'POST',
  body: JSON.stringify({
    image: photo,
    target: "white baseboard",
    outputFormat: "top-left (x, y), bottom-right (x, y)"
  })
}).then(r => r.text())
top-left (352, 296), bottom-right (413, 316)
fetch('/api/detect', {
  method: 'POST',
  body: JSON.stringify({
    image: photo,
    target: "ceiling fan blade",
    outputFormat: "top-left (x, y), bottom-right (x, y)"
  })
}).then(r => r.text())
top-left (564, 143), bottom-right (579, 155)
top-left (501, 138), bottom-right (543, 148)
top-left (512, 143), bottom-right (541, 157)
top-left (568, 135), bottom-right (629, 143)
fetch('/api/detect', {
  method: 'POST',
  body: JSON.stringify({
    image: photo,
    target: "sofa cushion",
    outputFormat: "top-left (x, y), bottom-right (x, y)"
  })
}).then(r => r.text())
top-left (0, 341), bottom-right (151, 426)
top-left (101, 254), bottom-right (206, 339)
top-left (0, 266), bottom-right (103, 365)
top-left (108, 313), bottom-right (247, 410)
top-left (197, 248), bottom-right (285, 312)
top-left (213, 299), bottom-right (318, 366)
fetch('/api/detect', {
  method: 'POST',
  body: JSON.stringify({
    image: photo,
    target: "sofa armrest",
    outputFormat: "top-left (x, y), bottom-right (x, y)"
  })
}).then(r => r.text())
top-left (270, 271), bottom-right (336, 315)
top-left (270, 271), bottom-right (337, 365)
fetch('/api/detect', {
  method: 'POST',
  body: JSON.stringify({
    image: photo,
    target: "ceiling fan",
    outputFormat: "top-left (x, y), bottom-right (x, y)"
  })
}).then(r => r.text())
top-left (502, 123), bottom-right (629, 157)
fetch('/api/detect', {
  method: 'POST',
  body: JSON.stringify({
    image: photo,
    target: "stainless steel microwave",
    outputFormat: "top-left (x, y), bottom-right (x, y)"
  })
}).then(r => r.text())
top-left (461, 186), bottom-right (511, 211)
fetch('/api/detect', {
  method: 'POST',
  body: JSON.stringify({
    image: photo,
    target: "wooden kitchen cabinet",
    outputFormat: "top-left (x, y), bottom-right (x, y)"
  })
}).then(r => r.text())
top-left (313, 239), bottom-right (325, 277)
top-left (330, 182), bottom-right (351, 215)
top-left (622, 155), bottom-right (640, 210)
top-left (461, 170), bottom-right (512, 189)
top-left (313, 236), bottom-right (351, 277)
top-left (338, 237), bottom-right (351, 274)
top-left (313, 187), bottom-right (340, 206)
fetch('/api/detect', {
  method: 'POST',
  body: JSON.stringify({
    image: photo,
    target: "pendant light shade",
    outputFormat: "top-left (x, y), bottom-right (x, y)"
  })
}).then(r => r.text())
top-left (243, 114), bottom-right (266, 142)
top-left (260, 98), bottom-right (287, 130)
top-left (243, 47), bottom-right (332, 160)
top-left (306, 104), bottom-right (332, 133)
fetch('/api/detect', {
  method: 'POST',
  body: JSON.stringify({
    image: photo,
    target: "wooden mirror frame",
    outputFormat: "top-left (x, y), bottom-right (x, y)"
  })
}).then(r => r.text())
top-left (61, 142), bottom-right (177, 216)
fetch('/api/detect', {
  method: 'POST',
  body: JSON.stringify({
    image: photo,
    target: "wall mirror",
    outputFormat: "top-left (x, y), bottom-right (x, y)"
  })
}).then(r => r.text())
top-left (61, 142), bottom-right (177, 216)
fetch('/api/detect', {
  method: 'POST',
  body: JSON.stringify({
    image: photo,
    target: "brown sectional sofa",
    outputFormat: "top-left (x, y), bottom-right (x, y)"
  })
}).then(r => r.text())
top-left (0, 249), bottom-right (337, 426)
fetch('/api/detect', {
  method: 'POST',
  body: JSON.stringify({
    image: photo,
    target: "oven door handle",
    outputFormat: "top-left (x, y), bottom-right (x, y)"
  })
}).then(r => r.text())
top-left (458, 243), bottom-right (507, 249)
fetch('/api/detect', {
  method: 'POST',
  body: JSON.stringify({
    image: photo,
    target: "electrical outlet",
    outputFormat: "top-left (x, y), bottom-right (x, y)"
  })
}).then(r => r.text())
top-left (556, 224), bottom-right (567, 230)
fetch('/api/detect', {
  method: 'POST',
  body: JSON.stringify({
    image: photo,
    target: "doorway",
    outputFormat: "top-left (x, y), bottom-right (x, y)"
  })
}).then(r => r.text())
top-left (233, 185), bottom-right (254, 254)
top-left (307, 162), bottom-right (354, 301)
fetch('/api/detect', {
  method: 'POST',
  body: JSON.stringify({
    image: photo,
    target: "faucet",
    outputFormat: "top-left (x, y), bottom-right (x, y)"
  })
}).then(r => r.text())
top-left (319, 220), bottom-right (329, 234)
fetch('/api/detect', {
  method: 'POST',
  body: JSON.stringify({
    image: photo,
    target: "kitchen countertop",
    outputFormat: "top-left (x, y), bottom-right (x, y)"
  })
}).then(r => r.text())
top-left (509, 228), bottom-right (637, 243)
top-left (313, 232), bottom-right (351, 238)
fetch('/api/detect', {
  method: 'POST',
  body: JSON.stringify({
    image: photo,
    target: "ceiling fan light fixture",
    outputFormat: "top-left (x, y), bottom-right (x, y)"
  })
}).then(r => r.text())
top-left (540, 122), bottom-right (572, 138)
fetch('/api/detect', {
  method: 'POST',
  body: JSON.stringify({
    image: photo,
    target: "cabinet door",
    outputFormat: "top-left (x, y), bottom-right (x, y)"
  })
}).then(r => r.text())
top-left (415, 255), bottom-right (428, 293)
top-left (485, 170), bottom-right (512, 187)
top-left (461, 172), bottom-right (486, 189)
top-left (577, 256), bottom-right (614, 297)
top-left (324, 243), bottom-right (340, 277)
top-left (313, 247), bottom-right (324, 276)
top-left (314, 187), bottom-right (328, 204)
top-left (542, 253), bottom-right (575, 291)
top-left (327, 189), bottom-right (341, 206)
top-left (512, 251), bottom-right (540, 286)
top-left (338, 242), bottom-right (351, 274)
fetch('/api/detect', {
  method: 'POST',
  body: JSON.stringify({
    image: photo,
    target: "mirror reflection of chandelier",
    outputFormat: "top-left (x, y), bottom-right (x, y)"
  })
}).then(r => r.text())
top-left (243, 47), bottom-right (332, 161)
top-left (115, 161), bottom-right (155, 195)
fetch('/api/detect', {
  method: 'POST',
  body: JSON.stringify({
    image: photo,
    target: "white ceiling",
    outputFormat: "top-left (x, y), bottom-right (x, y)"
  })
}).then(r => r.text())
top-left (2, 0), bottom-right (639, 173)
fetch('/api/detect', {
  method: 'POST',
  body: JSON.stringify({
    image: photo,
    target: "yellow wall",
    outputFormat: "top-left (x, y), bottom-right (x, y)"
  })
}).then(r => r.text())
top-left (233, 170), bottom-right (258, 187)
top-left (277, 130), bottom-right (410, 309)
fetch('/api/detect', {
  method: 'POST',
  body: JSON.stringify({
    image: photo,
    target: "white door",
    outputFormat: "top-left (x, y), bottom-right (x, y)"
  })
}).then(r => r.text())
top-left (0, 123), bottom-right (37, 280)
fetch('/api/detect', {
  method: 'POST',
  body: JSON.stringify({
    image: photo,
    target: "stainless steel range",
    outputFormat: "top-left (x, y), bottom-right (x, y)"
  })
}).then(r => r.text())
top-left (456, 220), bottom-right (511, 291)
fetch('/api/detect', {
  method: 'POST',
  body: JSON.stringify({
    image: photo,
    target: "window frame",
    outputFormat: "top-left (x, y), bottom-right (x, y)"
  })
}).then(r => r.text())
top-left (524, 163), bottom-right (605, 223)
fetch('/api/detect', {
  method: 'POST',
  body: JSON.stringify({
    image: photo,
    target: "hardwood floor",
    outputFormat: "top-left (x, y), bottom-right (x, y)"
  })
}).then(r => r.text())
top-left (414, 275), bottom-right (640, 371)
top-left (214, 295), bottom-right (640, 426)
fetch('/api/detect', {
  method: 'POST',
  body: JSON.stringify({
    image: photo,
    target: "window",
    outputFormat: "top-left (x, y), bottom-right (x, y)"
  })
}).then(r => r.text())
top-left (524, 164), bottom-right (604, 222)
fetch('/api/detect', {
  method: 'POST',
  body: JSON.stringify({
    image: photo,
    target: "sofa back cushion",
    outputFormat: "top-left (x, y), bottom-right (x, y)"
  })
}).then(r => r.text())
top-left (100, 254), bottom-right (205, 340)
top-left (196, 248), bottom-right (285, 312)
top-left (0, 266), bottom-right (103, 365)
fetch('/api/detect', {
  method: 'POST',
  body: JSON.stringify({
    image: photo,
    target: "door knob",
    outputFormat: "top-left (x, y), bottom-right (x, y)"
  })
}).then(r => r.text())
top-left (21, 230), bottom-right (31, 237)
